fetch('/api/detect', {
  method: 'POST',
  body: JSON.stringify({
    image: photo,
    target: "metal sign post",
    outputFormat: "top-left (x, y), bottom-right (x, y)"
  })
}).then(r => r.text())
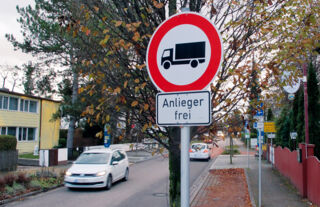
top-left (258, 129), bottom-right (262, 207)
top-left (181, 126), bottom-right (190, 207)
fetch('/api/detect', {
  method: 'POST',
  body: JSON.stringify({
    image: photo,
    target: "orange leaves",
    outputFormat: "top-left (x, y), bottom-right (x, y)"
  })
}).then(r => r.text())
top-left (93, 6), bottom-right (99, 12)
top-left (114, 20), bottom-right (122, 27)
top-left (142, 123), bottom-right (148, 132)
top-left (136, 64), bottom-right (145, 70)
top-left (114, 87), bottom-right (121, 94)
top-left (124, 81), bottom-right (128, 88)
top-left (131, 100), bottom-right (138, 107)
top-left (132, 32), bottom-right (140, 42)
top-left (99, 34), bottom-right (110, 46)
top-left (153, 1), bottom-right (164, 8)
top-left (144, 104), bottom-right (149, 111)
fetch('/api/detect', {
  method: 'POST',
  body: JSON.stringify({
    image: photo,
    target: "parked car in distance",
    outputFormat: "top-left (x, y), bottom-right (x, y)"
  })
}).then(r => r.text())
top-left (189, 143), bottom-right (211, 161)
top-left (217, 131), bottom-right (224, 139)
top-left (64, 148), bottom-right (129, 190)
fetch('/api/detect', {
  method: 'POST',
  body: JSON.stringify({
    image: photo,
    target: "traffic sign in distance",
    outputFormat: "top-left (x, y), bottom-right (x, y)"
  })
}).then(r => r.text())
top-left (146, 12), bottom-right (223, 92)
top-left (264, 122), bottom-right (276, 133)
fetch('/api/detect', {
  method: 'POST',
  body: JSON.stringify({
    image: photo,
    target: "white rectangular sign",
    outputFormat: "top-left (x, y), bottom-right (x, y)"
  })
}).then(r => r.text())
top-left (156, 91), bottom-right (211, 126)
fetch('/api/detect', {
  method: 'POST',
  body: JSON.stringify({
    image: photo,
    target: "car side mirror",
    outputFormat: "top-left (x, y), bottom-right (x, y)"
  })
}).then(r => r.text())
top-left (112, 161), bottom-right (119, 165)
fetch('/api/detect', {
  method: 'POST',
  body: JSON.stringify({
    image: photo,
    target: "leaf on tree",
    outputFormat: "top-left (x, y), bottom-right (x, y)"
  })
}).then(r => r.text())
top-left (132, 32), bottom-right (140, 42)
top-left (131, 100), bottom-right (138, 107)
top-left (115, 20), bottom-right (122, 27)
top-left (106, 115), bottom-right (110, 122)
top-left (144, 104), bottom-right (149, 111)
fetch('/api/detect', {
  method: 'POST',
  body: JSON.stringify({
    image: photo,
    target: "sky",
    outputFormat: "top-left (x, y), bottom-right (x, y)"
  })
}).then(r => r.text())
top-left (0, 0), bottom-right (34, 91)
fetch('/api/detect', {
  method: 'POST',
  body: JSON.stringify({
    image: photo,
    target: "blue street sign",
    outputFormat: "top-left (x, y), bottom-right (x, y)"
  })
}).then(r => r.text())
top-left (255, 102), bottom-right (264, 116)
top-left (104, 124), bottom-right (111, 148)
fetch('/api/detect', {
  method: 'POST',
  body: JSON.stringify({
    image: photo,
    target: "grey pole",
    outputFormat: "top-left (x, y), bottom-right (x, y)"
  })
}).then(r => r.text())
top-left (181, 126), bottom-right (190, 207)
top-left (180, 7), bottom-right (191, 207)
top-left (247, 135), bottom-right (249, 169)
top-left (258, 129), bottom-right (262, 207)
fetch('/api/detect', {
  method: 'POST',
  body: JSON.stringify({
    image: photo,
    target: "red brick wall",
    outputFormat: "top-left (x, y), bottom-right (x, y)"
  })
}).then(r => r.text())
top-left (274, 146), bottom-right (304, 195)
top-left (274, 144), bottom-right (320, 206)
top-left (307, 156), bottom-right (320, 206)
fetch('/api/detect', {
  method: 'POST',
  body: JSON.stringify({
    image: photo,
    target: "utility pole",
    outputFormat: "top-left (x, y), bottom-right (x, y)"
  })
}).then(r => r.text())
top-left (303, 64), bottom-right (309, 158)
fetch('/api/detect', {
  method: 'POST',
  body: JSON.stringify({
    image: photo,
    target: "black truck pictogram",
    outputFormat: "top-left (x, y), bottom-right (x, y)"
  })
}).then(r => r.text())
top-left (161, 41), bottom-right (206, 69)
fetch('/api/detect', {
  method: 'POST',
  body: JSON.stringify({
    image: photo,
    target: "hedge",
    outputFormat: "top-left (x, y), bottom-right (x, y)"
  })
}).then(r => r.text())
top-left (0, 135), bottom-right (17, 150)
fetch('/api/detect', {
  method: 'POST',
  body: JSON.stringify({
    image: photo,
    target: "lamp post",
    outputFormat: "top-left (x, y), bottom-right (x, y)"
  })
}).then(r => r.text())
top-left (303, 64), bottom-right (309, 158)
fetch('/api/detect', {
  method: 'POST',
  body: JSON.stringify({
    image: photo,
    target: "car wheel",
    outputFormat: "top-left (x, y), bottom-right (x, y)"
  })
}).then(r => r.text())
top-left (106, 175), bottom-right (112, 190)
top-left (123, 168), bottom-right (129, 181)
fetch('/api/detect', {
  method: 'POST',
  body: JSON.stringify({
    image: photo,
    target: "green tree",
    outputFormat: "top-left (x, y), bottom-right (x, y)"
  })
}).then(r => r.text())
top-left (275, 105), bottom-right (290, 147)
top-left (307, 63), bottom-right (320, 158)
top-left (266, 108), bottom-right (274, 121)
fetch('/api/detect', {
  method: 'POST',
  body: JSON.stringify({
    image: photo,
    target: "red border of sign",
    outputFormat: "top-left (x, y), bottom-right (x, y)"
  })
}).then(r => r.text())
top-left (146, 12), bottom-right (223, 92)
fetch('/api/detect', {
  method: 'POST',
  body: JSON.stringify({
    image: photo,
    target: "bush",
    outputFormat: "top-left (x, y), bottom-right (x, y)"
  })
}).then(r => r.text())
top-left (16, 173), bottom-right (31, 185)
top-left (29, 180), bottom-right (41, 189)
top-left (0, 177), bottom-right (5, 191)
top-left (0, 135), bottom-right (17, 150)
top-left (4, 174), bottom-right (16, 187)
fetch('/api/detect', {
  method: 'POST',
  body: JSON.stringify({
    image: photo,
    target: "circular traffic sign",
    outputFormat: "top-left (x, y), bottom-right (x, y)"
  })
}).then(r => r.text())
top-left (282, 71), bottom-right (300, 94)
top-left (146, 12), bottom-right (223, 92)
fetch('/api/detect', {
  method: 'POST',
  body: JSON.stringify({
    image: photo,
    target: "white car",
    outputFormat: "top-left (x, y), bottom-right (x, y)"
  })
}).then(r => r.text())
top-left (64, 148), bottom-right (129, 189)
top-left (189, 143), bottom-right (211, 161)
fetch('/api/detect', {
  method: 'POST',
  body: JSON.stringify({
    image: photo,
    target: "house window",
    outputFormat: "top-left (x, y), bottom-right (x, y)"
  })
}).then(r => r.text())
top-left (1, 127), bottom-right (36, 141)
top-left (18, 127), bottom-right (36, 141)
top-left (7, 127), bottom-right (17, 136)
top-left (9, 97), bottom-right (18, 110)
top-left (1, 127), bottom-right (6, 135)
top-left (27, 128), bottom-right (35, 141)
top-left (0, 96), bottom-right (2, 109)
top-left (19, 128), bottom-right (27, 141)
top-left (3, 97), bottom-right (8, 109)
top-left (19, 99), bottom-right (38, 113)
top-left (29, 101), bottom-right (37, 113)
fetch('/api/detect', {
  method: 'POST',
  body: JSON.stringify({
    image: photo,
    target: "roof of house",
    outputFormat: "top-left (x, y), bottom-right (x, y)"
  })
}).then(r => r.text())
top-left (0, 88), bottom-right (61, 103)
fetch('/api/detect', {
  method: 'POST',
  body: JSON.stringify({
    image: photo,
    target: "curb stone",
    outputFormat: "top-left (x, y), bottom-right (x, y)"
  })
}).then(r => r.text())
top-left (190, 157), bottom-right (217, 204)
top-left (0, 184), bottom-right (63, 206)
top-left (245, 168), bottom-right (256, 207)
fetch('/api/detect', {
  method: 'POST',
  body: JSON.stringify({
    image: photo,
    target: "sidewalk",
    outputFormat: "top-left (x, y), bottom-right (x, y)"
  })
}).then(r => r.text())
top-left (191, 138), bottom-right (313, 207)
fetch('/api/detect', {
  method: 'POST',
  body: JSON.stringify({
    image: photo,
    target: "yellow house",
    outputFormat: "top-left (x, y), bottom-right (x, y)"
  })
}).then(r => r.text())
top-left (0, 89), bottom-right (60, 154)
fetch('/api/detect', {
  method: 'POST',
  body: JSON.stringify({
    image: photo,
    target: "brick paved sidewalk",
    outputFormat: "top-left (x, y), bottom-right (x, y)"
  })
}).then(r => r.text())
top-left (191, 168), bottom-right (252, 207)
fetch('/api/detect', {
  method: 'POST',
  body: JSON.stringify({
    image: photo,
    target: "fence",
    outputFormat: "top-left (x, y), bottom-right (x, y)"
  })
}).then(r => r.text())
top-left (0, 150), bottom-right (18, 171)
top-left (271, 143), bottom-right (320, 206)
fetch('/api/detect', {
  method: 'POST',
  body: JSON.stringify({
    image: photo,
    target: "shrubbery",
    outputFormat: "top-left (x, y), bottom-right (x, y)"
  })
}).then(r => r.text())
top-left (0, 135), bottom-right (17, 151)
top-left (0, 170), bottom-right (65, 201)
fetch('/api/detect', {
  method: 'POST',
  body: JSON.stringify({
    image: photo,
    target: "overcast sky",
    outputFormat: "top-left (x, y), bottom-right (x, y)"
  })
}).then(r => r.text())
top-left (0, 0), bottom-right (34, 90)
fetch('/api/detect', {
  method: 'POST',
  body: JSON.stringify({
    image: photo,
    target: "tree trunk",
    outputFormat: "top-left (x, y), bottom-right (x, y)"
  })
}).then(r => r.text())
top-left (67, 56), bottom-right (78, 160)
top-left (230, 135), bottom-right (233, 164)
top-left (168, 127), bottom-right (181, 207)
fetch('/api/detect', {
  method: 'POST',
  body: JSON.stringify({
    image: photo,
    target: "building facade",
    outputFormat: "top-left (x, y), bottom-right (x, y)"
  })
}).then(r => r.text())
top-left (0, 89), bottom-right (60, 154)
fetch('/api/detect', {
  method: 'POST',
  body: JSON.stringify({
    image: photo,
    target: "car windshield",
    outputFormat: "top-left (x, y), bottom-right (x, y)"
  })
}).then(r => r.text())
top-left (75, 153), bottom-right (110, 164)
top-left (192, 144), bottom-right (205, 150)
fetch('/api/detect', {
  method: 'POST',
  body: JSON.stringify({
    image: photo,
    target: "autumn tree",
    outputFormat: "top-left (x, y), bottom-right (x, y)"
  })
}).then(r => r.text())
top-left (75, 1), bottom-right (303, 205)
top-left (9, 0), bottom-right (320, 206)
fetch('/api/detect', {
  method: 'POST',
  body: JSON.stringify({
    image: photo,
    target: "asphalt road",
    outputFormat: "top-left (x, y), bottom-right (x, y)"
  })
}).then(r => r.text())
top-left (6, 156), bottom-right (213, 207)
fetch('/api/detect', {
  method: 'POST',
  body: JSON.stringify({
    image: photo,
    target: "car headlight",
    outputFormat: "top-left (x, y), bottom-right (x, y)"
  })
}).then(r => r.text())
top-left (96, 171), bottom-right (106, 177)
top-left (65, 171), bottom-right (72, 176)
